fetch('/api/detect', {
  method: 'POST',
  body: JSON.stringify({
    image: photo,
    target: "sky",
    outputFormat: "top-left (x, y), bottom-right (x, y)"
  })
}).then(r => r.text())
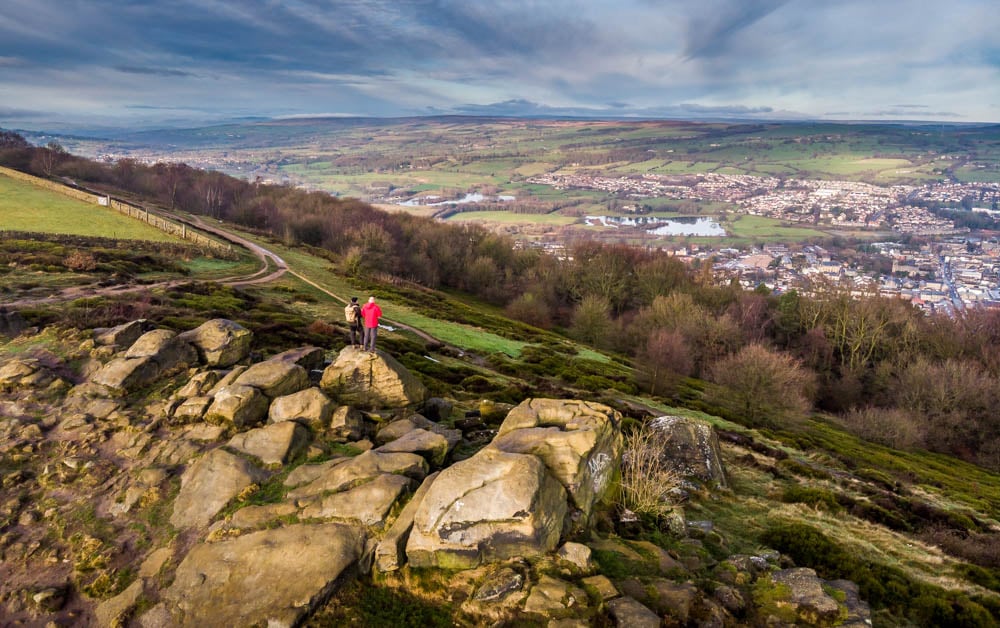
top-left (1, 0), bottom-right (999, 133)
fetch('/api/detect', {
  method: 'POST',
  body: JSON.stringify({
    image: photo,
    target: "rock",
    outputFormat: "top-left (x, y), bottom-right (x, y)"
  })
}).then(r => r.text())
top-left (406, 448), bottom-right (567, 569)
top-left (607, 596), bottom-right (660, 628)
top-left (299, 473), bottom-right (411, 526)
top-left (162, 523), bottom-right (362, 627)
top-left (139, 548), bottom-right (173, 578)
top-left (284, 458), bottom-right (349, 488)
top-left (96, 579), bottom-right (144, 627)
top-left (178, 319), bottom-right (253, 367)
top-left (648, 415), bottom-right (728, 488)
top-left (93, 319), bottom-right (152, 348)
top-left (524, 575), bottom-right (586, 615)
top-left (376, 428), bottom-right (451, 467)
top-left (473, 566), bottom-right (525, 602)
top-left (713, 585), bottom-right (745, 614)
top-left (124, 329), bottom-right (197, 373)
top-left (763, 568), bottom-right (844, 626)
top-left (30, 585), bottom-right (67, 613)
top-left (226, 421), bottom-right (311, 466)
top-left (479, 399), bottom-right (514, 423)
top-left (204, 384), bottom-right (269, 428)
top-left (170, 448), bottom-right (267, 529)
top-left (90, 356), bottom-right (160, 391)
top-left (826, 579), bottom-right (872, 627)
top-left (269, 387), bottom-right (335, 430)
top-left (375, 471), bottom-right (440, 573)
top-left (206, 365), bottom-right (248, 395)
top-left (581, 575), bottom-right (618, 601)
top-left (285, 450), bottom-right (427, 501)
top-left (420, 397), bottom-right (454, 422)
top-left (172, 396), bottom-right (212, 423)
top-left (320, 346), bottom-right (427, 408)
top-left (557, 542), bottom-right (595, 573)
top-left (229, 502), bottom-right (299, 529)
top-left (234, 359), bottom-right (309, 399)
top-left (270, 346), bottom-right (326, 372)
top-left (0, 358), bottom-right (54, 390)
top-left (174, 370), bottom-right (221, 399)
top-left (327, 405), bottom-right (366, 442)
top-left (491, 398), bottom-right (622, 519)
top-left (376, 413), bottom-right (461, 449)
top-left (643, 579), bottom-right (698, 621)
top-left (0, 308), bottom-right (28, 337)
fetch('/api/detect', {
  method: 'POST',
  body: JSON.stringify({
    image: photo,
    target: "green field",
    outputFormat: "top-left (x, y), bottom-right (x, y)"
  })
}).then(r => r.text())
top-left (446, 211), bottom-right (577, 225)
top-left (0, 174), bottom-right (182, 241)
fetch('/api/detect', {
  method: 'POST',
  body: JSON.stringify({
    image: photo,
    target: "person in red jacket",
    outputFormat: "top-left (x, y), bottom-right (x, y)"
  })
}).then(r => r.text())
top-left (360, 296), bottom-right (383, 353)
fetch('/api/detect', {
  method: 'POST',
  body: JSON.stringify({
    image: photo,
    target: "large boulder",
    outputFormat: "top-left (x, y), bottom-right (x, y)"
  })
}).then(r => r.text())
top-left (161, 523), bottom-right (363, 627)
top-left (124, 329), bottom-right (197, 371)
top-left (227, 421), bottom-right (311, 466)
top-left (268, 387), bottom-right (335, 429)
top-left (270, 346), bottom-right (326, 372)
top-left (299, 473), bottom-right (412, 526)
top-left (204, 384), bottom-right (270, 429)
top-left (648, 415), bottom-right (728, 488)
top-left (490, 398), bottom-right (623, 517)
top-left (327, 405), bottom-right (366, 442)
top-left (320, 346), bottom-right (426, 408)
top-left (406, 448), bottom-right (567, 569)
top-left (376, 428), bottom-right (451, 467)
top-left (234, 359), bottom-right (309, 399)
top-left (170, 448), bottom-right (268, 529)
top-left (90, 356), bottom-right (160, 391)
top-left (178, 319), bottom-right (253, 367)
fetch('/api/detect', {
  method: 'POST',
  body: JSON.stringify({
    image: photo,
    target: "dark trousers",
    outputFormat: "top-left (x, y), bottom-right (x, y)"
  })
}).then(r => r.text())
top-left (363, 326), bottom-right (378, 351)
top-left (348, 323), bottom-right (362, 346)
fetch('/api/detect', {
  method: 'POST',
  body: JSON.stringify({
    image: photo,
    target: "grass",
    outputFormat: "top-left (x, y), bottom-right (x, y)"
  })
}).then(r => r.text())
top-left (0, 174), bottom-right (183, 242)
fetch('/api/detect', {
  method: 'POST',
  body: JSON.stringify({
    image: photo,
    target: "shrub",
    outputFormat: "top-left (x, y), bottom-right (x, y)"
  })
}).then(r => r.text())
top-left (64, 250), bottom-right (98, 271)
top-left (619, 423), bottom-right (681, 521)
top-left (837, 406), bottom-right (924, 450)
top-left (708, 343), bottom-right (816, 428)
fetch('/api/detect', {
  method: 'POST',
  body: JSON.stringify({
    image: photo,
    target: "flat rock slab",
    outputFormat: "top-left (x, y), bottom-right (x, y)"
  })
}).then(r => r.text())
top-left (227, 421), bottom-right (311, 466)
top-left (286, 450), bottom-right (427, 501)
top-left (170, 448), bottom-right (267, 529)
top-left (299, 473), bottom-right (412, 526)
top-left (162, 523), bottom-right (363, 627)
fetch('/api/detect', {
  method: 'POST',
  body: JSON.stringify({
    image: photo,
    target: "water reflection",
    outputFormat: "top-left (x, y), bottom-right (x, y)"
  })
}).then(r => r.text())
top-left (585, 215), bottom-right (727, 236)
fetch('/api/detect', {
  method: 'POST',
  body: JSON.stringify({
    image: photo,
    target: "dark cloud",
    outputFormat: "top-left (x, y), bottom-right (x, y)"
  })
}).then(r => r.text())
top-left (115, 65), bottom-right (194, 77)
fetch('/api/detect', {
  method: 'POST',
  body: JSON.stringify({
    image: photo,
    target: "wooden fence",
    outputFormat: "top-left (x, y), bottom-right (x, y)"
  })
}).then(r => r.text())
top-left (0, 165), bottom-right (233, 255)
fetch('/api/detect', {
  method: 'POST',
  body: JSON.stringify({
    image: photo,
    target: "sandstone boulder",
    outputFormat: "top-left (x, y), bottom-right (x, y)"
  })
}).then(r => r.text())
top-left (0, 357), bottom-right (55, 390)
top-left (234, 359), bottom-right (309, 399)
top-left (375, 471), bottom-right (440, 573)
top-left (90, 356), bottom-right (160, 391)
top-left (204, 384), bottom-right (269, 428)
top-left (172, 396), bottom-right (212, 423)
top-left (124, 329), bottom-right (197, 371)
top-left (227, 421), bottom-right (311, 466)
top-left (375, 413), bottom-right (461, 449)
top-left (174, 370), bottom-right (221, 400)
top-left (299, 473), bottom-right (412, 526)
top-left (376, 428), bottom-right (451, 467)
top-left (320, 346), bottom-right (426, 408)
top-left (268, 387), bottom-right (335, 429)
top-left (607, 596), bottom-right (660, 628)
top-left (490, 398), bottom-right (622, 518)
top-left (178, 319), bottom-right (252, 367)
top-left (406, 448), bottom-right (567, 569)
top-left (285, 450), bottom-right (427, 501)
top-left (327, 405), bottom-right (366, 441)
top-left (170, 448), bottom-right (268, 529)
top-left (764, 568), bottom-right (846, 626)
top-left (93, 319), bottom-right (152, 348)
top-left (270, 346), bottom-right (326, 372)
top-left (648, 415), bottom-right (728, 488)
top-left (162, 523), bottom-right (362, 627)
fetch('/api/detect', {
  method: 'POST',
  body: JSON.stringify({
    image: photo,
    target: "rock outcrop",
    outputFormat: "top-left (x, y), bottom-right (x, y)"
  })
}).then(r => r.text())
top-left (320, 346), bottom-right (427, 408)
top-left (177, 318), bottom-right (253, 367)
top-left (648, 415), bottom-right (728, 488)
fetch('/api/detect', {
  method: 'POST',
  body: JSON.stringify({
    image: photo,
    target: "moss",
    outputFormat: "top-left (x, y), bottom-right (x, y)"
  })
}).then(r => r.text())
top-left (305, 579), bottom-right (461, 627)
top-left (780, 485), bottom-right (844, 513)
top-left (752, 576), bottom-right (798, 623)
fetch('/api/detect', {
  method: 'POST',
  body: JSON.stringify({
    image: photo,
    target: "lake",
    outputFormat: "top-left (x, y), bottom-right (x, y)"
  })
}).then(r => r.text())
top-left (585, 215), bottom-right (727, 236)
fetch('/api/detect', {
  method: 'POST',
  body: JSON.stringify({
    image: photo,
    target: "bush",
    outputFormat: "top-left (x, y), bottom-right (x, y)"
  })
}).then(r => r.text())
top-left (708, 343), bottom-right (815, 428)
top-left (619, 423), bottom-right (681, 521)
top-left (837, 406), bottom-right (924, 450)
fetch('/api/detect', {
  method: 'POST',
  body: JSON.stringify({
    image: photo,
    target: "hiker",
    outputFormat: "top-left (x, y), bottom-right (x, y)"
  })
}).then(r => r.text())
top-left (360, 296), bottom-right (383, 353)
top-left (344, 296), bottom-right (362, 348)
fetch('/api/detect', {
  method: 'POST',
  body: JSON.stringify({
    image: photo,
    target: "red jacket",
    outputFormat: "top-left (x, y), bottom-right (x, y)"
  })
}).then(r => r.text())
top-left (360, 302), bottom-right (382, 328)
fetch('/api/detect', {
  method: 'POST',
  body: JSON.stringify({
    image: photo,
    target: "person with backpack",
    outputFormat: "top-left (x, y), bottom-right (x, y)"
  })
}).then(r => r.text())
top-left (344, 297), bottom-right (363, 348)
top-left (360, 296), bottom-right (383, 353)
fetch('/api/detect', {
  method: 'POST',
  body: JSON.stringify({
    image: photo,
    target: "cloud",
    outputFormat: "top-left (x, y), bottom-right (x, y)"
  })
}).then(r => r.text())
top-left (114, 65), bottom-right (194, 77)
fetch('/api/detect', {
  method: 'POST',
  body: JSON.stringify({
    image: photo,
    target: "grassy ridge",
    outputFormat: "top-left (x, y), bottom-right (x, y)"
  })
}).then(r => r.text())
top-left (0, 173), bottom-right (182, 242)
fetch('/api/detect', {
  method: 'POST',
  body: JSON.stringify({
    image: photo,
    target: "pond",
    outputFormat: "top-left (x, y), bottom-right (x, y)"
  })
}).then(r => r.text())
top-left (585, 215), bottom-right (727, 236)
top-left (400, 193), bottom-right (516, 206)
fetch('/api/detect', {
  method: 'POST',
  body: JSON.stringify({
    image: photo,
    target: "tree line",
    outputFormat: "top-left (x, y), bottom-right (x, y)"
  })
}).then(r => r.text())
top-left (3, 131), bottom-right (999, 471)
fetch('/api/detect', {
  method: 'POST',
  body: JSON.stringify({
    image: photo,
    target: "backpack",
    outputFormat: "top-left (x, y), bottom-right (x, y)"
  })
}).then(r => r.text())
top-left (345, 303), bottom-right (360, 324)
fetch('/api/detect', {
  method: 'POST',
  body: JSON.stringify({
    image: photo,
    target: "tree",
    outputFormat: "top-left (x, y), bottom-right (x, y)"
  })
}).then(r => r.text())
top-left (570, 295), bottom-right (615, 349)
top-left (708, 343), bottom-right (815, 427)
top-left (636, 329), bottom-right (692, 396)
